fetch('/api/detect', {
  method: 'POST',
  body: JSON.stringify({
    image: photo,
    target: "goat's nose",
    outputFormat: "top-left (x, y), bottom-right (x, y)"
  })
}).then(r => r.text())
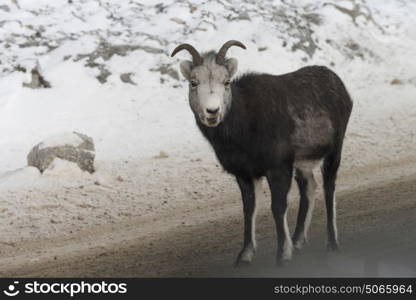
top-left (206, 107), bottom-right (220, 115)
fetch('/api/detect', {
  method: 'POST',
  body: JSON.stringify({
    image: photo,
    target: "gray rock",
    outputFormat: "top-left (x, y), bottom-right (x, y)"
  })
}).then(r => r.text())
top-left (120, 73), bottom-right (136, 85)
top-left (74, 40), bottom-right (165, 84)
top-left (150, 64), bottom-right (179, 80)
top-left (0, 5), bottom-right (10, 12)
top-left (22, 65), bottom-right (51, 89)
top-left (237, 11), bottom-right (251, 21)
top-left (96, 66), bottom-right (111, 84)
top-left (27, 132), bottom-right (95, 173)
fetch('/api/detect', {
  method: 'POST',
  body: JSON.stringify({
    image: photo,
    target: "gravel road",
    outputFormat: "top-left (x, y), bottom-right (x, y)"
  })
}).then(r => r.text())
top-left (1, 158), bottom-right (415, 277)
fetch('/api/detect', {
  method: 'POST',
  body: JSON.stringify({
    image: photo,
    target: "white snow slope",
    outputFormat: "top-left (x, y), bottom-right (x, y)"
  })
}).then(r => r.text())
top-left (0, 0), bottom-right (415, 244)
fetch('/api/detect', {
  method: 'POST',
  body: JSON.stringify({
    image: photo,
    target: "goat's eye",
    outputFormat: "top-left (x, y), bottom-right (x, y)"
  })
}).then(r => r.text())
top-left (224, 80), bottom-right (231, 86)
top-left (190, 80), bottom-right (199, 87)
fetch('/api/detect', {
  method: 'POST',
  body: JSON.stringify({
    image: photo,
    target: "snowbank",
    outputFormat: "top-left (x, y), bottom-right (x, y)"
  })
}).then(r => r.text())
top-left (0, 1), bottom-right (414, 170)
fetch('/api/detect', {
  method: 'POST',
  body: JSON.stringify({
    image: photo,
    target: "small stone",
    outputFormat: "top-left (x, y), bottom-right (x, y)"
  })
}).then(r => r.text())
top-left (238, 11), bottom-right (251, 21)
top-left (170, 17), bottom-right (186, 25)
top-left (153, 151), bottom-right (169, 159)
top-left (23, 66), bottom-right (51, 89)
top-left (390, 79), bottom-right (403, 85)
top-left (120, 73), bottom-right (136, 85)
top-left (0, 5), bottom-right (10, 12)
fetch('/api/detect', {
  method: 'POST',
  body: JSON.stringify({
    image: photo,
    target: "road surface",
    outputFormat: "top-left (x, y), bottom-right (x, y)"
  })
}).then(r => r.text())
top-left (1, 159), bottom-right (415, 277)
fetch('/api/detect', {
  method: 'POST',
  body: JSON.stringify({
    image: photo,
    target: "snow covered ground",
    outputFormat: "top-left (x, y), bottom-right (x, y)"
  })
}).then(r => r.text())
top-left (0, 0), bottom-right (415, 255)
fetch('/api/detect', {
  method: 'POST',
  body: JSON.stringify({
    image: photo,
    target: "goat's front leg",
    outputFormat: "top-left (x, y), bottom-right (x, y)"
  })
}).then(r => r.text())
top-left (266, 165), bottom-right (293, 265)
top-left (234, 176), bottom-right (256, 266)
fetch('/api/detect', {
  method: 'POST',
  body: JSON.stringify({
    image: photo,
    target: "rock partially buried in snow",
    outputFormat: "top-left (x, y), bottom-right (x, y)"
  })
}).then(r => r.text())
top-left (27, 132), bottom-right (95, 173)
top-left (21, 60), bottom-right (51, 89)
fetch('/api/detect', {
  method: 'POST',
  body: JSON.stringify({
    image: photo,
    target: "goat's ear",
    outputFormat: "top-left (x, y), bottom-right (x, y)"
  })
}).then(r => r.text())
top-left (224, 58), bottom-right (238, 77)
top-left (179, 60), bottom-right (193, 80)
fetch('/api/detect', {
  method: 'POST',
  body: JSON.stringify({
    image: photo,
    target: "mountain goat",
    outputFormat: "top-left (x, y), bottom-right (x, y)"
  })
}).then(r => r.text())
top-left (172, 40), bottom-right (353, 266)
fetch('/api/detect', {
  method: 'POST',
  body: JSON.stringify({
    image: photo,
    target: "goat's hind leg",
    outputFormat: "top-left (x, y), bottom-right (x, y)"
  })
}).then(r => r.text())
top-left (322, 150), bottom-right (341, 251)
top-left (234, 176), bottom-right (257, 266)
top-left (292, 164), bottom-right (317, 251)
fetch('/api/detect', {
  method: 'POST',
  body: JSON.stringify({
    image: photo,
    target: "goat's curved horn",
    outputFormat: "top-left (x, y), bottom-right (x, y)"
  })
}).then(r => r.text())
top-left (171, 43), bottom-right (203, 65)
top-left (216, 40), bottom-right (246, 65)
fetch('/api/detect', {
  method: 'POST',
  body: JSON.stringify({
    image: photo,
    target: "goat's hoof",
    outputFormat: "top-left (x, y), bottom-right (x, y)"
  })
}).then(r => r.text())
top-left (234, 259), bottom-right (251, 268)
top-left (234, 247), bottom-right (255, 267)
top-left (293, 247), bottom-right (302, 255)
top-left (326, 242), bottom-right (339, 252)
top-left (293, 239), bottom-right (306, 253)
top-left (234, 255), bottom-right (253, 267)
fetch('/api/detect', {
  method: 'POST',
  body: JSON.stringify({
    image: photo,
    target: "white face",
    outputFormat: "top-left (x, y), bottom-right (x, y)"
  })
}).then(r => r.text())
top-left (180, 56), bottom-right (238, 127)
